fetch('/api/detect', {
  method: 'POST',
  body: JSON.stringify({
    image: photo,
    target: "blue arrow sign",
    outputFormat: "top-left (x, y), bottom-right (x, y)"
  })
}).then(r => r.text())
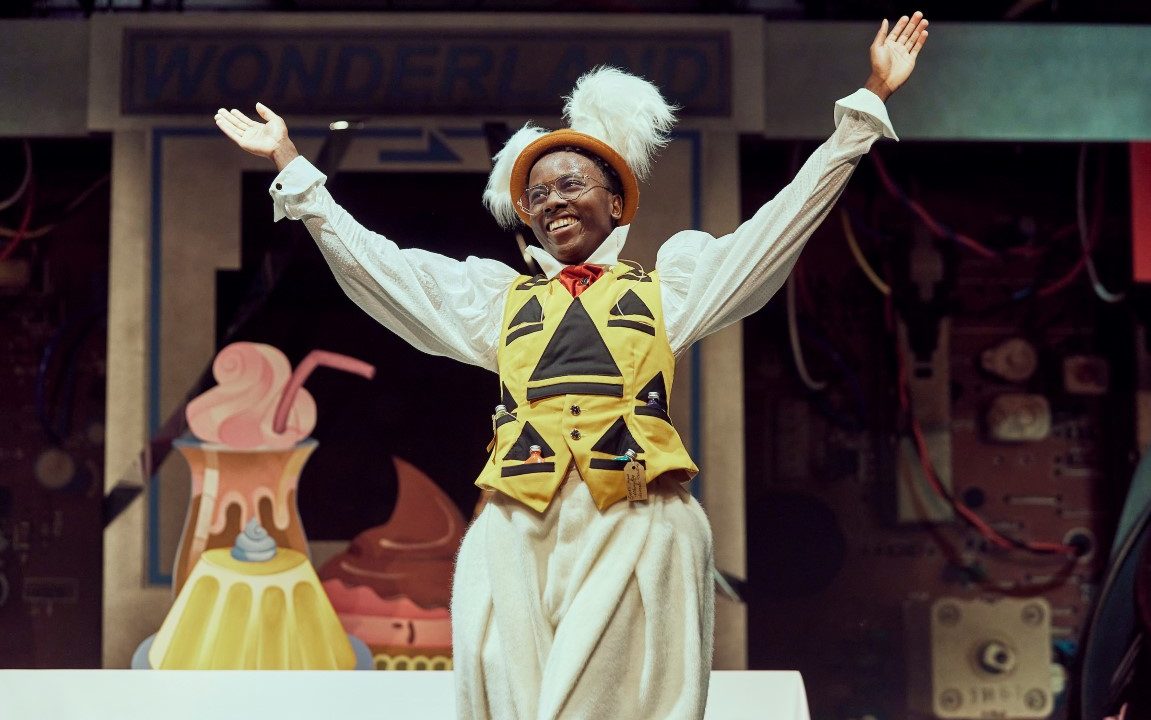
top-left (376, 129), bottom-right (461, 163)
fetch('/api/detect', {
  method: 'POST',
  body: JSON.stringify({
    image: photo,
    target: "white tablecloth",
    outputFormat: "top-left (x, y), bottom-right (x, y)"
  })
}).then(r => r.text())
top-left (0, 670), bottom-right (810, 720)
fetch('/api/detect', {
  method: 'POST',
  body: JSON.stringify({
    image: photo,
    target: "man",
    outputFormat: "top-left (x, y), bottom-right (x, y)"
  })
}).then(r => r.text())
top-left (215, 12), bottom-right (927, 719)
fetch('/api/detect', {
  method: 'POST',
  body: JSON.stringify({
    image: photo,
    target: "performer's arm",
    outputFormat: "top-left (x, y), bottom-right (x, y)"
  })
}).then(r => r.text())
top-left (214, 105), bottom-right (516, 373)
top-left (659, 13), bottom-right (927, 355)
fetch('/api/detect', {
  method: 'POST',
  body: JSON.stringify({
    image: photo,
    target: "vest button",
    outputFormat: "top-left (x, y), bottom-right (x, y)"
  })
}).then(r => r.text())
top-left (570, 429), bottom-right (582, 440)
top-left (570, 405), bottom-right (581, 416)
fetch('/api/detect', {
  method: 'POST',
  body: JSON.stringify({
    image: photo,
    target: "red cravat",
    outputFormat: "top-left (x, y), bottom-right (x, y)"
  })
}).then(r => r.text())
top-left (557, 264), bottom-right (605, 297)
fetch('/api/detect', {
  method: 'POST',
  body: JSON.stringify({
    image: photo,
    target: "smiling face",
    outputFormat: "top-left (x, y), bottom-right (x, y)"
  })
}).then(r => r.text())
top-left (525, 151), bottom-right (623, 265)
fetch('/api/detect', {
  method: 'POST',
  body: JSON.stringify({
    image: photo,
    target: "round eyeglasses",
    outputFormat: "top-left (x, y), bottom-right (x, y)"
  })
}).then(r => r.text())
top-left (517, 173), bottom-right (612, 216)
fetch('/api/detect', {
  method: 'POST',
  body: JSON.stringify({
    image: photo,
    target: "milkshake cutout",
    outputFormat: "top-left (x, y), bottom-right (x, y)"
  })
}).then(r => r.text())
top-left (173, 343), bottom-right (375, 595)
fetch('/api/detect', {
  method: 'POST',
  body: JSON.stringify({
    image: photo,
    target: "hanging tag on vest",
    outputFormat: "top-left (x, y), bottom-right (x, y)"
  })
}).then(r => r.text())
top-left (625, 461), bottom-right (648, 502)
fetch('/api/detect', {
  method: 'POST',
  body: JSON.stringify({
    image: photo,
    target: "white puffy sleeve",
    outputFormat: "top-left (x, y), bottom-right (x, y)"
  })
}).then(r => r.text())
top-left (658, 89), bottom-right (895, 355)
top-left (270, 156), bottom-right (518, 373)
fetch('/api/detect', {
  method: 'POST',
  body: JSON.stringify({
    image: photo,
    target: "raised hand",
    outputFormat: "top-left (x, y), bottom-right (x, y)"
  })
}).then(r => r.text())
top-left (866, 11), bottom-right (929, 102)
top-left (214, 102), bottom-right (299, 171)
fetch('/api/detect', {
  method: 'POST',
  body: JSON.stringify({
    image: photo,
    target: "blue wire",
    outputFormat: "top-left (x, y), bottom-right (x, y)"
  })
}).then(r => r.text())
top-left (35, 307), bottom-right (104, 443)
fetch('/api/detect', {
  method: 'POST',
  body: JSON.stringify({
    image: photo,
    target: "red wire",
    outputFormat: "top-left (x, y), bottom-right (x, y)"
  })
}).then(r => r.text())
top-left (894, 327), bottom-right (1078, 557)
top-left (870, 153), bottom-right (1001, 261)
top-left (865, 159), bottom-right (1084, 555)
top-left (1037, 256), bottom-right (1087, 298)
top-left (1036, 183), bottom-right (1102, 298)
top-left (0, 177), bottom-right (35, 263)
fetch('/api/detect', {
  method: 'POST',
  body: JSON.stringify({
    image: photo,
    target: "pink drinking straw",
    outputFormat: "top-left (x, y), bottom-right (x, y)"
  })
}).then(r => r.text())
top-left (272, 350), bottom-right (376, 435)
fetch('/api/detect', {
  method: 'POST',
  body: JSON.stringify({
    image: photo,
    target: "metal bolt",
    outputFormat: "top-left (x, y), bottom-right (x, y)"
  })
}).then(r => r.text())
top-left (936, 602), bottom-right (961, 627)
top-left (1024, 688), bottom-right (1047, 711)
top-left (978, 641), bottom-right (1016, 674)
top-left (939, 689), bottom-right (962, 711)
top-left (1021, 602), bottom-right (1045, 626)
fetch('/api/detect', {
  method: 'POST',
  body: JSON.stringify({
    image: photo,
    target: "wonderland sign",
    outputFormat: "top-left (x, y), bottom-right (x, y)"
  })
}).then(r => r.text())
top-left (121, 29), bottom-right (732, 118)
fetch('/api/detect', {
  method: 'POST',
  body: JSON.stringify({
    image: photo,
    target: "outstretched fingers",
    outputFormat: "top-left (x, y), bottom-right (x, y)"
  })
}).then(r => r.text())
top-left (873, 18), bottom-right (889, 46)
top-left (214, 112), bottom-right (245, 144)
top-left (902, 13), bottom-right (927, 48)
top-left (899, 13), bottom-right (917, 43)
top-left (888, 14), bottom-right (909, 43)
top-left (215, 108), bottom-right (247, 132)
top-left (228, 108), bottom-right (258, 127)
top-left (254, 102), bottom-right (279, 122)
top-left (910, 28), bottom-right (929, 58)
top-left (214, 108), bottom-right (252, 137)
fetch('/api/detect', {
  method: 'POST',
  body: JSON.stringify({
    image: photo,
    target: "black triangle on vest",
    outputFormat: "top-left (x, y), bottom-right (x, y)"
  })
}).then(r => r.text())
top-left (635, 373), bottom-right (669, 403)
top-left (503, 421), bottom-right (554, 461)
top-left (610, 289), bottom-right (654, 319)
top-left (618, 270), bottom-right (653, 282)
top-left (529, 299), bottom-right (622, 381)
top-left (590, 417), bottom-right (645, 456)
top-left (508, 296), bottom-right (544, 328)
top-left (501, 383), bottom-right (518, 413)
top-left (516, 275), bottom-right (549, 290)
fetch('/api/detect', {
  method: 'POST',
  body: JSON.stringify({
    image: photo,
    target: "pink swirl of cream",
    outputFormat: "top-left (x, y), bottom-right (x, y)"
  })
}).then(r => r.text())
top-left (186, 342), bottom-right (316, 449)
top-left (186, 343), bottom-right (375, 450)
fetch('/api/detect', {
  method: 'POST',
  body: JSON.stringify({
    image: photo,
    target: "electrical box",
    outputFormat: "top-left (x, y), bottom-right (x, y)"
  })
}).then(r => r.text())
top-left (907, 597), bottom-right (1054, 719)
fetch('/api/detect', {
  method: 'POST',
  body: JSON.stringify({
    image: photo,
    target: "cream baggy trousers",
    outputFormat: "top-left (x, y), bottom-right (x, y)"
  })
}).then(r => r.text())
top-left (451, 466), bottom-right (715, 720)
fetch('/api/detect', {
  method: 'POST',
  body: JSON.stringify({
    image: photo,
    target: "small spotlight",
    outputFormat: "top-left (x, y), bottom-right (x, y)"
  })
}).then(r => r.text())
top-left (327, 117), bottom-right (367, 132)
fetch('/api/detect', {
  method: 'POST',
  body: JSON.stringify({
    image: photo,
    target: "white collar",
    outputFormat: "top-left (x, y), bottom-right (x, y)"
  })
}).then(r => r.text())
top-left (525, 225), bottom-right (630, 280)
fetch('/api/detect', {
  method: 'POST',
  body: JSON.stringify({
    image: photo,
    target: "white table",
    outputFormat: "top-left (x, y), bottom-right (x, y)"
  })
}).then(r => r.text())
top-left (0, 670), bottom-right (810, 719)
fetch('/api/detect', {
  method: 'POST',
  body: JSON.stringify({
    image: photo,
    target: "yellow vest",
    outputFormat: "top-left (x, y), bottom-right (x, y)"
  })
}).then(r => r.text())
top-left (475, 262), bottom-right (698, 512)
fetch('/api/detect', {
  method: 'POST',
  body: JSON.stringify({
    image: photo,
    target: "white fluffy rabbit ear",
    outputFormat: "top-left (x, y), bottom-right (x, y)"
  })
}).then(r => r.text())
top-left (563, 66), bottom-right (677, 182)
top-left (483, 123), bottom-right (548, 229)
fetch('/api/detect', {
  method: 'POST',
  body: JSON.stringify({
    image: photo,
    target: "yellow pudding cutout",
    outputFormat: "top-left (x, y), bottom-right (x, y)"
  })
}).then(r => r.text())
top-left (147, 547), bottom-right (357, 670)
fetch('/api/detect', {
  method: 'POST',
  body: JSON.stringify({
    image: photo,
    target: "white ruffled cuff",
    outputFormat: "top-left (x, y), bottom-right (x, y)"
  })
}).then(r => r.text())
top-left (269, 155), bottom-right (327, 222)
top-left (834, 88), bottom-right (898, 141)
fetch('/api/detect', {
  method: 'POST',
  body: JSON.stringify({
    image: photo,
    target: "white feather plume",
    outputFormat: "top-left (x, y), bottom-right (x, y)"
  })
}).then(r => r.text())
top-left (483, 123), bottom-right (548, 229)
top-left (563, 66), bottom-right (677, 182)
